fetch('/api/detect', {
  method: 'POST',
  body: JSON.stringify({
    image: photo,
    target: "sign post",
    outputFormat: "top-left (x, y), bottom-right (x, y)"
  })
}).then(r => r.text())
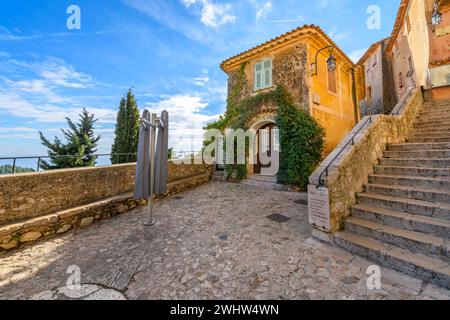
top-left (308, 184), bottom-right (331, 232)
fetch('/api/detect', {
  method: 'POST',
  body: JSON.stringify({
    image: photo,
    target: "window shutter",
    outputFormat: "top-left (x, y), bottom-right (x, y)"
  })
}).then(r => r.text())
top-left (255, 62), bottom-right (262, 90)
top-left (263, 59), bottom-right (272, 87)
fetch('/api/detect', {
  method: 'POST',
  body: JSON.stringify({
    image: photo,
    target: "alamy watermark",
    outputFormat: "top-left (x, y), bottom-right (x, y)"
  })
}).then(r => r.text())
top-left (367, 5), bottom-right (381, 30)
top-left (66, 5), bottom-right (81, 30)
top-left (366, 265), bottom-right (382, 290)
top-left (186, 128), bottom-right (280, 175)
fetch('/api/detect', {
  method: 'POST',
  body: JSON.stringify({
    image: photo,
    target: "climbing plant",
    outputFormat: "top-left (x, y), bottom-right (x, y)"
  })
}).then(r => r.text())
top-left (204, 63), bottom-right (325, 187)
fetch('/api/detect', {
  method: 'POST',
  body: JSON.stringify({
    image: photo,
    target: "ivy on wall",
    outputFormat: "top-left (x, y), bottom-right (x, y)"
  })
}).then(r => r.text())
top-left (205, 63), bottom-right (325, 187)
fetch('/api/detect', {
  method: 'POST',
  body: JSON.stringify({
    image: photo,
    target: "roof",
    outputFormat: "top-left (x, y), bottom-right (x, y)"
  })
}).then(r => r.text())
top-left (386, 0), bottom-right (411, 51)
top-left (356, 42), bottom-right (382, 65)
top-left (220, 24), bottom-right (355, 73)
top-left (356, 37), bottom-right (390, 65)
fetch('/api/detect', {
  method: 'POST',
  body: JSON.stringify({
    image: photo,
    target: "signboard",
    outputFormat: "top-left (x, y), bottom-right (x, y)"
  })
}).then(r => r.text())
top-left (308, 185), bottom-right (331, 231)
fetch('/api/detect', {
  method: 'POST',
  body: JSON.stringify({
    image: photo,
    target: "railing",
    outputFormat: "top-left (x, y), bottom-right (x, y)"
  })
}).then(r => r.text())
top-left (391, 85), bottom-right (416, 115)
top-left (318, 116), bottom-right (374, 185)
top-left (0, 150), bottom-right (202, 175)
top-left (316, 85), bottom-right (417, 186)
top-left (0, 153), bottom-right (137, 174)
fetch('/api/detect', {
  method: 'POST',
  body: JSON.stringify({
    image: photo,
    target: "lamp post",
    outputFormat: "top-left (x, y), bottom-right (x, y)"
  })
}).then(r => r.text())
top-left (311, 45), bottom-right (337, 76)
top-left (432, 0), bottom-right (442, 26)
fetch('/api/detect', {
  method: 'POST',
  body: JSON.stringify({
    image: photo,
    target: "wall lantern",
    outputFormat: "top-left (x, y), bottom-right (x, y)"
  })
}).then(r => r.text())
top-left (312, 45), bottom-right (336, 76)
top-left (432, 1), bottom-right (442, 25)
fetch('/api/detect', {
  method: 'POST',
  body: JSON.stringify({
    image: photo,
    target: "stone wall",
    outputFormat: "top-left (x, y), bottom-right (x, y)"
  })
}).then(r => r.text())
top-left (227, 43), bottom-right (309, 113)
top-left (0, 161), bottom-right (214, 252)
top-left (309, 88), bottom-right (424, 233)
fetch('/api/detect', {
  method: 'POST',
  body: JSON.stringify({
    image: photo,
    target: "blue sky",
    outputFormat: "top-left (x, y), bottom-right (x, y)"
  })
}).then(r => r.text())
top-left (0, 0), bottom-right (400, 161)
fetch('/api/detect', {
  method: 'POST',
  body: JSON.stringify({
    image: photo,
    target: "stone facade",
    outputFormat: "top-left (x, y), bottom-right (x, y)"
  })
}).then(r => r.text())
top-left (0, 162), bottom-right (214, 253)
top-left (227, 43), bottom-right (309, 113)
top-left (309, 88), bottom-right (424, 232)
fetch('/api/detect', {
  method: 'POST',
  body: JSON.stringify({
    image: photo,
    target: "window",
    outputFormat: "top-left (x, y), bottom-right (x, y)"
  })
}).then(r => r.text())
top-left (398, 72), bottom-right (404, 89)
top-left (254, 58), bottom-right (272, 91)
top-left (328, 68), bottom-right (337, 94)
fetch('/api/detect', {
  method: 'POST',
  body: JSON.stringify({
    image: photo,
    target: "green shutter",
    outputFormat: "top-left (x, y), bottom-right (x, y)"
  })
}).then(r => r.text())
top-left (255, 62), bottom-right (262, 90)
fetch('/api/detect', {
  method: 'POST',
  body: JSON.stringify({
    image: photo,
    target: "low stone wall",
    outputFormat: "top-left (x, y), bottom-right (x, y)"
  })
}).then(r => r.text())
top-left (309, 88), bottom-right (424, 233)
top-left (0, 161), bottom-right (214, 253)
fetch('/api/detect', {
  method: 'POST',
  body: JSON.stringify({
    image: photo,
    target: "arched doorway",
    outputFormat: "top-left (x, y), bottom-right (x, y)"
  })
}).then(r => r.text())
top-left (248, 115), bottom-right (279, 176)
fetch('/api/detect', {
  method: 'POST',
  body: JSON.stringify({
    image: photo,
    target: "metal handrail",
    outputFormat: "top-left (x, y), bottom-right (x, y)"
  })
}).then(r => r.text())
top-left (0, 153), bottom-right (136, 174)
top-left (318, 116), bottom-right (373, 185)
top-left (316, 85), bottom-right (417, 186)
top-left (0, 151), bottom-right (201, 174)
top-left (391, 85), bottom-right (416, 116)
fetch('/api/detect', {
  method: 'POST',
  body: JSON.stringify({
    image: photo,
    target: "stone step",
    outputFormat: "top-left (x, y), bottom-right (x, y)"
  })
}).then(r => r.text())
top-left (368, 174), bottom-right (450, 190)
top-left (356, 193), bottom-right (450, 220)
top-left (352, 204), bottom-right (450, 238)
top-left (387, 143), bottom-right (450, 151)
top-left (365, 183), bottom-right (450, 203)
top-left (345, 217), bottom-right (450, 261)
top-left (384, 149), bottom-right (450, 159)
top-left (374, 165), bottom-right (450, 177)
top-left (334, 231), bottom-right (450, 288)
top-left (411, 129), bottom-right (450, 136)
top-left (411, 133), bottom-right (450, 140)
top-left (379, 157), bottom-right (450, 168)
top-left (408, 137), bottom-right (450, 143)
top-left (412, 124), bottom-right (450, 130)
top-left (240, 176), bottom-right (285, 191)
top-left (419, 109), bottom-right (450, 118)
top-left (212, 171), bottom-right (227, 182)
top-left (417, 105), bottom-right (450, 112)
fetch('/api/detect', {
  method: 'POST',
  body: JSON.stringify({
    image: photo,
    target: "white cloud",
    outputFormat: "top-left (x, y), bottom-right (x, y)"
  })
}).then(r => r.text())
top-left (0, 56), bottom-right (116, 124)
top-left (182, 0), bottom-right (236, 28)
top-left (256, 2), bottom-right (273, 19)
top-left (146, 94), bottom-right (220, 151)
top-left (194, 75), bottom-right (210, 86)
top-left (348, 48), bottom-right (367, 63)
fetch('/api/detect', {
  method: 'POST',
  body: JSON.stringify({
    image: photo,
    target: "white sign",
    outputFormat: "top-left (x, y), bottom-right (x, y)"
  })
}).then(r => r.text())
top-left (308, 185), bottom-right (331, 231)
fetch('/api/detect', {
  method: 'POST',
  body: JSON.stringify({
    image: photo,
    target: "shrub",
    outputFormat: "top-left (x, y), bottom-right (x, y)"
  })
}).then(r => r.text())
top-left (276, 92), bottom-right (325, 189)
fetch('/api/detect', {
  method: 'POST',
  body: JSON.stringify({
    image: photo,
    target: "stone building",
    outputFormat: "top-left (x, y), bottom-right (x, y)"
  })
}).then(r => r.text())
top-left (426, 0), bottom-right (450, 100)
top-left (386, 0), bottom-right (431, 100)
top-left (220, 25), bottom-right (358, 175)
top-left (356, 39), bottom-right (397, 116)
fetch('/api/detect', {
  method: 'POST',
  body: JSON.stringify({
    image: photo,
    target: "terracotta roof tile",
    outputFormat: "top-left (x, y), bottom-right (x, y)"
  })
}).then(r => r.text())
top-left (220, 24), bottom-right (354, 72)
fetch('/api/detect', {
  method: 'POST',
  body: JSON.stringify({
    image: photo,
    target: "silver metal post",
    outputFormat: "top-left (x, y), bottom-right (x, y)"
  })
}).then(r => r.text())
top-left (145, 113), bottom-right (157, 226)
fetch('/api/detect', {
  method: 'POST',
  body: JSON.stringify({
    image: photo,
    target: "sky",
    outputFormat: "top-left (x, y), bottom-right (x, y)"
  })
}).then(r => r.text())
top-left (0, 0), bottom-right (401, 165)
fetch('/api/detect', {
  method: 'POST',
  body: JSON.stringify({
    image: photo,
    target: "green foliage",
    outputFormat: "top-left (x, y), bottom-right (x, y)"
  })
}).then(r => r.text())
top-left (0, 165), bottom-right (34, 174)
top-left (111, 89), bottom-right (140, 163)
top-left (276, 90), bottom-right (325, 189)
top-left (39, 108), bottom-right (101, 170)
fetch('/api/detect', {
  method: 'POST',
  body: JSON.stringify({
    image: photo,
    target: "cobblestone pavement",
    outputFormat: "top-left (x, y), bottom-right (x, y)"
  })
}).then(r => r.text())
top-left (0, 182), bottom-right (449, 300)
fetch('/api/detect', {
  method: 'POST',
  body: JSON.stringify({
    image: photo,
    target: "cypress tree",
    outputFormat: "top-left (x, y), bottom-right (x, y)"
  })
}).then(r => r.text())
top-left (111, 89), bottom-right (140, 163)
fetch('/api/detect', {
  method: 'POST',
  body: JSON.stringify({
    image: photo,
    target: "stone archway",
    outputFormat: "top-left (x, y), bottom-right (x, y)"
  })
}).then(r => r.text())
top-left (247, 113), bottom-right (278, 176)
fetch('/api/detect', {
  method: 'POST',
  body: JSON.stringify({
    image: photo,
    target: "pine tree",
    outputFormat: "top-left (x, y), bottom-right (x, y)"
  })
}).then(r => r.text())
top-left (39, 108), bottom-right (101, 170)
top-left (111, 89), bottom-right (140, 163)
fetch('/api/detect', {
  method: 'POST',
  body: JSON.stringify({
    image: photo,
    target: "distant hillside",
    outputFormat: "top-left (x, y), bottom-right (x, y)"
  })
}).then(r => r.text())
top-left (0, 165), bottom-right (35, 174)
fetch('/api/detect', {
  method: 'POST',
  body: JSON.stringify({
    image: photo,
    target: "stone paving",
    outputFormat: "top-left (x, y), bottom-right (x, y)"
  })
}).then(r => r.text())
top-left (0, 182), bottom-right (449, 300)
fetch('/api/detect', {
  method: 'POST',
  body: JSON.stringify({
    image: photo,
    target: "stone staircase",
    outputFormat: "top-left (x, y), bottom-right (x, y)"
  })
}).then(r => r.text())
top-left (335, 99), bottom-right (450, 289)
top-left (241, 174), bottom-right (286, 191)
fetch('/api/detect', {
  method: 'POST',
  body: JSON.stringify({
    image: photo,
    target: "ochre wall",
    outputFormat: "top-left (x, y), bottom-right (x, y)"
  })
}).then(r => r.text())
top-left (308, 37), bottom-right (357, 154)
